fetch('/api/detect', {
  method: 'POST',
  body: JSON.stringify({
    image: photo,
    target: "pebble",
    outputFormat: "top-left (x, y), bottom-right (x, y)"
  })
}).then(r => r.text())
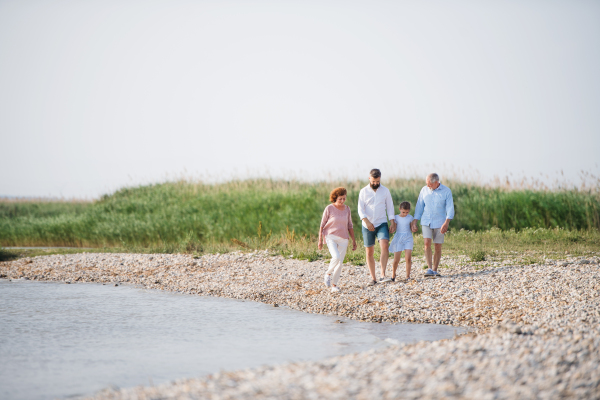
top-left (1, 250), bottom-right (599, 399)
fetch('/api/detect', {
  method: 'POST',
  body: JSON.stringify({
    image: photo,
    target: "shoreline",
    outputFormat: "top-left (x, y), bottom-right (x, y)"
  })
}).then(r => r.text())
top-left (1, 251), bottom-right (599, 399)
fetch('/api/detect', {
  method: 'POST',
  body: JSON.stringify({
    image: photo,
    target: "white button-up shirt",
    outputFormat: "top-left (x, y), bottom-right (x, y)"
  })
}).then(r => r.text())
top-left (357, 184), bottom-right (395, 228)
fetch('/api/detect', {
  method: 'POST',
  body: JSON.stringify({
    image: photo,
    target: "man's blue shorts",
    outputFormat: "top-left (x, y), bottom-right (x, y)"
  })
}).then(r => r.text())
top-left (362, 222), bottom-right (390, 247)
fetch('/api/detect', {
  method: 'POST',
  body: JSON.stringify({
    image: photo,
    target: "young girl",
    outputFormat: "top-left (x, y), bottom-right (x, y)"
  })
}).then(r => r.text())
top-left (389, 201), bottom-right (414, 281)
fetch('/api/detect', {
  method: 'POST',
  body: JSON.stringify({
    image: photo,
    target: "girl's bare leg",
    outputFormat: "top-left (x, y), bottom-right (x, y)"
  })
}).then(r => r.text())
top-left (392, 252), bottom-right (402, 279)
top-left (405, 250), bottom-right (412, 279)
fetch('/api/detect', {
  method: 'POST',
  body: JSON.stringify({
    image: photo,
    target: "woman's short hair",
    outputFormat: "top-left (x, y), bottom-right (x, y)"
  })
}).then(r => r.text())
top-left (399, 201), bottom-right (411, 210)
top-left (330, 187), bottom-right (347, 203)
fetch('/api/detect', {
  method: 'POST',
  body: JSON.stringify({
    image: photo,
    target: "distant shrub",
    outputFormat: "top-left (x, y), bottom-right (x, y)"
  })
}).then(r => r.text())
top-left (469, 250), bottom-right (486, 262)
top-left (0, 247), bottom-right (19, 262)
top-left (296, 250), bottom-right (323, 262)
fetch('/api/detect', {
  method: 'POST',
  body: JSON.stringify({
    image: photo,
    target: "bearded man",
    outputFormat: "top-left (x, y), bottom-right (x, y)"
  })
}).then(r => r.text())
top-left (358, 168), bottom-right (396, 285)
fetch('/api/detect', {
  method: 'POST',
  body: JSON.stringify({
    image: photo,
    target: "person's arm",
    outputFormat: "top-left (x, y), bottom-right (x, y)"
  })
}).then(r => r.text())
top-left (440, 189), bottom-right (455, 234)
top-left (445, 188), bottom-right (455, 220)
top-left (412, 189), bottom-right (424, 231)
top-left (414, 189), bottom-right (424, 221)
top-left (318, 207), bottom-right (329, 250)
top-left (347, 206), bottom-right (357, 250)
top-left (357, 190), bottom-right (366, 221)
top-left (386, 189), bottom-right (396, 233)
top-left (318, 226), bottom-right (325, 250)
top-left (358, 190), bottom-right (375, 231)
top-left (349, 228), bottom-right (357, 251)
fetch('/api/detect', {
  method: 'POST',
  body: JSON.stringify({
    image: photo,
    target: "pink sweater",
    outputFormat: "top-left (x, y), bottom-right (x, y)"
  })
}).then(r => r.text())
top-left (320, 204), bottom-right (353, 239)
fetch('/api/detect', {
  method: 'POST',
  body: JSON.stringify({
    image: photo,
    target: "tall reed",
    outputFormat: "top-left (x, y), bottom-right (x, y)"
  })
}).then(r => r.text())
top-left (1, 178), bottom-right (598, 248)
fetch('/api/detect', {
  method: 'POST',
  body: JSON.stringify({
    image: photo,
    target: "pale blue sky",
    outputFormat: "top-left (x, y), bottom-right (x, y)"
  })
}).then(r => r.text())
top-left (1, 0), bottom-right (599, 198)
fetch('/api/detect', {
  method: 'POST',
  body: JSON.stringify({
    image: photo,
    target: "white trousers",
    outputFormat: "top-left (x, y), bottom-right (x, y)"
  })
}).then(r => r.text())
top-left (325, 234), bottom-right (349, 286)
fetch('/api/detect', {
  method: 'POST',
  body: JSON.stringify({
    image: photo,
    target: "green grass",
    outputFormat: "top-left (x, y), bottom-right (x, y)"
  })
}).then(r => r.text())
top-left (0, 246), bottom-right (128, 262)
top-left (1, 178), bottom-right (599, 257)
top-left (2, 227), bottom-right (598, 267)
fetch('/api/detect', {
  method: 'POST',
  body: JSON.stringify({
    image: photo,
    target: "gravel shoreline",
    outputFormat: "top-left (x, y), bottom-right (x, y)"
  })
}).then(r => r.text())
top-left (1, 251), bottom-right (599, 399)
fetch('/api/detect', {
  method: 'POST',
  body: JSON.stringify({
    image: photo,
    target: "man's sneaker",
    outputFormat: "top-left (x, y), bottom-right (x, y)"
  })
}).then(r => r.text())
top-left (324, 274), bottom-right (332, 287)
top-left (424, 269), bottom-right (434, 277)
top-left (367, 280), bottom-right (377, 286)
top-left (390, 277), bottom-right (396, 282)
top-left (331, 286), bottom-right (340, 293)
top-left (432, 271), bottom-right (442, 277)
top-left (380, 277), bottom-right (392, 283)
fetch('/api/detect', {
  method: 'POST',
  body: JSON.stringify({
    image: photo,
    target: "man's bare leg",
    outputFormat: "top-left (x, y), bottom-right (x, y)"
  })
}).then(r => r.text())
top-left (379, 239), bottom-right (389, 277)
top-left (433, 243), bottom-right (443, 272)
top-left (424, 238), bottom-right (433, 270)
top-left (365, 246), bottom-right (377, 281)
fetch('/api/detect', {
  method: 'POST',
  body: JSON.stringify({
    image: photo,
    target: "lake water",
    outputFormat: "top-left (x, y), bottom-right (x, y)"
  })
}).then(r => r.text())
top-left (0, 279), bottom-right (464, 400)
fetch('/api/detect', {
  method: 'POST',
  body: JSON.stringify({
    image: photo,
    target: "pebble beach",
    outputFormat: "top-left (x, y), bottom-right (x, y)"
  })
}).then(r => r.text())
top-left (1, 251), bottom-right (599, 399)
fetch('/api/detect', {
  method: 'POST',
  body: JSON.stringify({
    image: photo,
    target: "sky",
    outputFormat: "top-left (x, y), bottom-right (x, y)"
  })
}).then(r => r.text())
top-left (1, 0), bottom-right (599, 198)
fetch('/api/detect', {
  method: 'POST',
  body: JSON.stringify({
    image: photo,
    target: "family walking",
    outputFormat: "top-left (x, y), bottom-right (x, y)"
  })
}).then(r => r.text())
top-left (318, 169), bottom-right (455, 292)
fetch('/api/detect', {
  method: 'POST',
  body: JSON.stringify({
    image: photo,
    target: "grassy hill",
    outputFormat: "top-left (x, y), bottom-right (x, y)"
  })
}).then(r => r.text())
top-left (1, 178), bottom-right (598, 251)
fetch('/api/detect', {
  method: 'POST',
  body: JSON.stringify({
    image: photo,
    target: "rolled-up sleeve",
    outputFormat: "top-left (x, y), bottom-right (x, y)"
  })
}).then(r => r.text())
top-left (320, 207), bottom-right (329, 228)
top-left (357, 190), bottom-right (366, 220)
top-left (386, 190), bottom-right (395, 221)
top-left (414, 189), bottom-right (425, 221)
top-left (445, 189), bottom-right (455, 220)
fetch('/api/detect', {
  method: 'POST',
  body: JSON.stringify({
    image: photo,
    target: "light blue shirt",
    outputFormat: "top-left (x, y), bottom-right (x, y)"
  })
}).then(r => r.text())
top-left (414, 184), bottom-right (455, 229)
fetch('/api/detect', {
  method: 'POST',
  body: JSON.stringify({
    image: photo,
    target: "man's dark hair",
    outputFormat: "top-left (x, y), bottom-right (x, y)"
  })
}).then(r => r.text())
top-left (370, 169), bottom-right (381, 178)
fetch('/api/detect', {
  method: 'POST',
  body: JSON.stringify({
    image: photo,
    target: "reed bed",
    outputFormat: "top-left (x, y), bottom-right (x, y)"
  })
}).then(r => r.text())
top-left (1, 179), bottom-right (598, 255)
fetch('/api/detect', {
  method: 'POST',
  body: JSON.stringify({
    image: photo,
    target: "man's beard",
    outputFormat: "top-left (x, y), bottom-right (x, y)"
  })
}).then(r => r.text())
top-left (370, 183), bottom-right (380, 190)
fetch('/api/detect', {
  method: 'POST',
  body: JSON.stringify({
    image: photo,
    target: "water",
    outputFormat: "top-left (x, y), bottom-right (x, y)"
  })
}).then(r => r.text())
top-left (0, 279), bottom-right (465, 400)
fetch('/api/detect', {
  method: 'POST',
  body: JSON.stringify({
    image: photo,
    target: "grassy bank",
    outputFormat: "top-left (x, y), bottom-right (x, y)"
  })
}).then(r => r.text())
top-left (2, 227), bottom-right (599, 268)
top-left (1, 178), bottom-right (599, 253)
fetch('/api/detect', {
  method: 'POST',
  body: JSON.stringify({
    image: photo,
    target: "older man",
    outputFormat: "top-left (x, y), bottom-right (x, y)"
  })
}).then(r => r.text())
top-left (411, 173), bottom-right (455, 277)
top-left (358, 169), bottom-right (396, 285)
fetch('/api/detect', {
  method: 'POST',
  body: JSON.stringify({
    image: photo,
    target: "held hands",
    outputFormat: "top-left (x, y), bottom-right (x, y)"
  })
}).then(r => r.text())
top-left (389, 220), bottom-right (397, 234)
top-left (411, 220), bottom-right (418, 233)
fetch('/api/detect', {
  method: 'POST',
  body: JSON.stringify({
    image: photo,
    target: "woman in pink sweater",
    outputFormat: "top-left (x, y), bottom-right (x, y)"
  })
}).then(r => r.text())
top-left (318, 187), bottom-right (357, 292)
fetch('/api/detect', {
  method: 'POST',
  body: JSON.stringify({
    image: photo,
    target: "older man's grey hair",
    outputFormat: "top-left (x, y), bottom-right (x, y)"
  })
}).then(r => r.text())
top-left (427, 173), bottom-right (440, 183)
